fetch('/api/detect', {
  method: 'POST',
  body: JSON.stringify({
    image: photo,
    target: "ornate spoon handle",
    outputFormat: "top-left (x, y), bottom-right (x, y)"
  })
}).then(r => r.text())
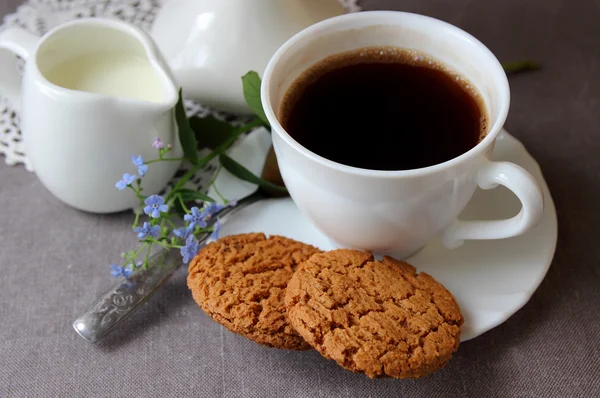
top-left (72, 191), bottom-right (266, 343)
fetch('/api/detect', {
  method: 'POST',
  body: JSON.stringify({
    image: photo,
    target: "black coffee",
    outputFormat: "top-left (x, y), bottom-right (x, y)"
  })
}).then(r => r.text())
top-left (279, 47), bottom-right (488, 170)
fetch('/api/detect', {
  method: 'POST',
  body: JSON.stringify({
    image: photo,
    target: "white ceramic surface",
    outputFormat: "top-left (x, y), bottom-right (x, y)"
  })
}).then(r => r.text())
top-left (262, 11), bottom-right (545, 258)
top-left (0, 19), bottom-right (182, 213)
top-left (151, 0), bottom-right (346, 114)
top-left (216, 130), bottom-right (558, 341)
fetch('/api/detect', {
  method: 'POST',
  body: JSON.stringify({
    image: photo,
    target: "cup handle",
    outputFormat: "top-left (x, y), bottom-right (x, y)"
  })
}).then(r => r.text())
top-left (442, 160), bottom-right (544, 248)
top-left (0, 27), bottom-right (38, 113)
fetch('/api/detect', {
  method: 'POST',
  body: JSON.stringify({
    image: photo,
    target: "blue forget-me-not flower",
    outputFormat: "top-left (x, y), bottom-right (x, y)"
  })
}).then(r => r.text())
top-left (131, 155), bottom-right (148, 177)
top-left (202, 202), bottom-right (225, 219)
top-left (208, 218), bottom-right (222, 243)
top-left (173, 225), bottom-right (194, 239)
top-left (110, 264), bottom-right (134, 278)
top-left (144, 195), bottom-right (168, 218)
top-left (134, 222), bottom-right (161, 240)
top-left (115, 173), bottom-right (137, 190)
top-left (181, 235), bottom-right (200, 263)
top-left (184, 206), bottom-right (208, 229)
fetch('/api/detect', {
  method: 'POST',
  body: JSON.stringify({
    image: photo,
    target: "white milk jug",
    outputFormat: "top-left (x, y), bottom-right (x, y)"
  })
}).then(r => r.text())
top-left (0, 18), bottom-right (182, 213)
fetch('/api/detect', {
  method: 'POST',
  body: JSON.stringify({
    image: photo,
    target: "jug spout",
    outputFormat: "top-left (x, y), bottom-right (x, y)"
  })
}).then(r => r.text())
top-left (109, 48), bottom-right (180, 115)
top-left (97, 18), bottom-right (181, 112)
top-left (129, 23), bottom-right (181, 111)
top-left (112, 92), bottom-right (177, 125)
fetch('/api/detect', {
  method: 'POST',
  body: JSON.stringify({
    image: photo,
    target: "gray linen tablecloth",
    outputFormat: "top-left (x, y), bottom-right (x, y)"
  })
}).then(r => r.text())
top-left (1, 0), bottom-right (599, 396)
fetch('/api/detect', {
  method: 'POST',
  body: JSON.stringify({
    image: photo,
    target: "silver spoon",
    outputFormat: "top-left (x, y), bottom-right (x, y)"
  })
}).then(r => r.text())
top-left (72, 146), bottom-right (285, 343)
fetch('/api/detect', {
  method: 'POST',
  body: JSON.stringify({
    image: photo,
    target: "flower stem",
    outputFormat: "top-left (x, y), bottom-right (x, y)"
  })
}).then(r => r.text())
top-left (212, 180), bottom-right (227, 203)
top-left (132, 205), bottom-right (142, 231)
top-left (129, 242), bottom-right (148, 268)
top-left (177, 195), bottom-right (190, 213)
top-left (155, 240), bottom-right (172, 250)
top-left (206, 165), bottom-right (227, 202)
top-left (208, 165), bottom-right (222, 187)
top-left (146, 157), bottom-right (186, 165)
top-left (165, 217), bottom-right (178, 229)
top-left (159, 146), bottom-right (173, 159)
top-left (136, 180), bottom-right (145, 196)
top-left (143, 243), bottom-right (152, 269)
top-left (164, 118), bottom-right (263, 202)
top-left (128, 183), bottom-right (144, 201)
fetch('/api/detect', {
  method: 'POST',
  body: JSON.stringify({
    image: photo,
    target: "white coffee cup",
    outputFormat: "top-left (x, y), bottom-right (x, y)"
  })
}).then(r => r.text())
top-left (262, 11), bottom-right (544, 258)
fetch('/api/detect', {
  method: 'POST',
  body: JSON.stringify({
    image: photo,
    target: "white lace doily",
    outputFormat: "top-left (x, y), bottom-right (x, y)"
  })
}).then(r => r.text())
top-left (0, 0), bottom-right (361, 177)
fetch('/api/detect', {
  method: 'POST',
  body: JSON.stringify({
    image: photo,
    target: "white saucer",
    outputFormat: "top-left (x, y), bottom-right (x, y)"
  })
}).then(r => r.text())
top-left (215, 129), bottom-right (558, 341)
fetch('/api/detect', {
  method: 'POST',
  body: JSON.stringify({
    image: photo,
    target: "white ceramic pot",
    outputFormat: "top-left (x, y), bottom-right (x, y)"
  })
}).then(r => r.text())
top-left (151, 0), bottom-right (345, 114)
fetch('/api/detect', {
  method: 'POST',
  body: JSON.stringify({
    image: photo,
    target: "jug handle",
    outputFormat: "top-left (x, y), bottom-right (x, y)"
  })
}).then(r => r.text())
top-left (0, 28), bottom-right (38, 113)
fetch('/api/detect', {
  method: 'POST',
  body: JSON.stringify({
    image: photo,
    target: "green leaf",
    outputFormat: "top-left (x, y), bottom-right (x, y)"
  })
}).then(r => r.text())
top-left (175, 89), bottom-right (199, 164)
top-left (242, 71), bottom-right (270, 127)
top-left (163, 118), bottom-right (264, 203)
top-left (502, 60), bottom-right (541, 75)
top-left (174, 188), bottom-right (216, 203)
top-left (171, 198), bottom-right (187, 218)
top-left (219, 154), bottom-right (287, 193)
top-left (189, 115), bottom-right (236, 150)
